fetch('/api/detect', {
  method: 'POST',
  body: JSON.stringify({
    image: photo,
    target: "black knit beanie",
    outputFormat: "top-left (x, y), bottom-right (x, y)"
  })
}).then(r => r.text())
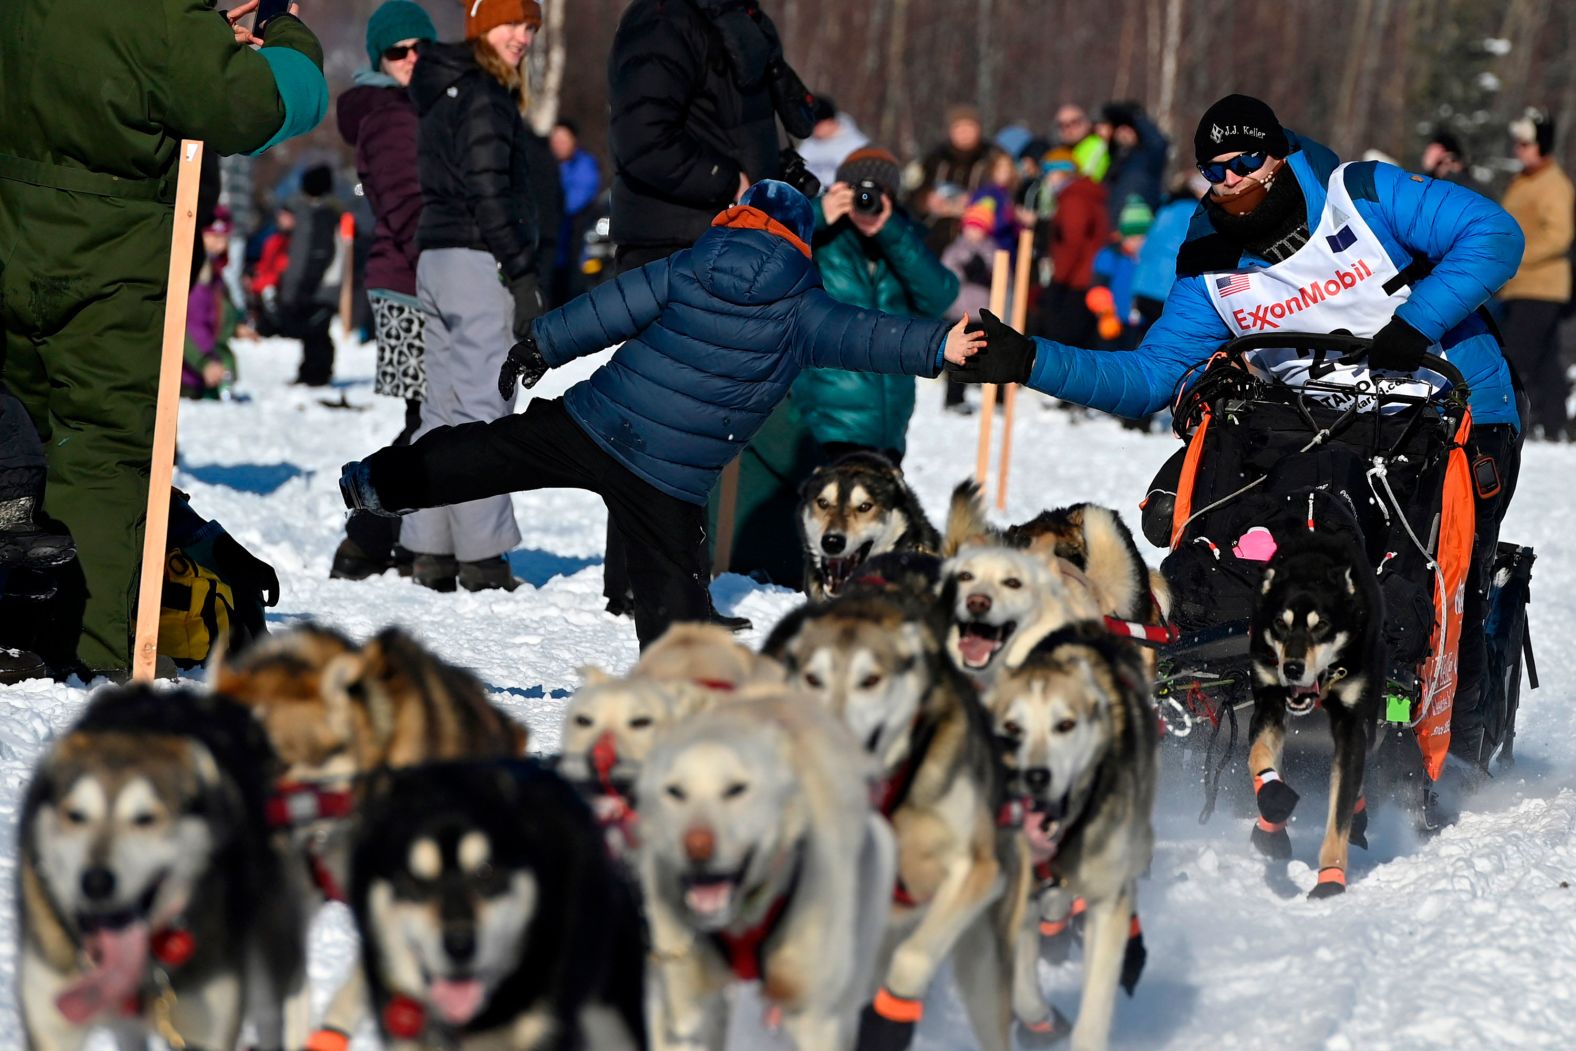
top-left (836, 148), bottom-right (903, 198)
top-left (1194, 94), bottom-right (1289, 163)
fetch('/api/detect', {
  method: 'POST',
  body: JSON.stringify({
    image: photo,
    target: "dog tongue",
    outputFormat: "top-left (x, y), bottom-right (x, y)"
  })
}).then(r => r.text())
top-left (684, 880), bottom-right (735, 917)
top-left (958, 633), bottom-right (998, 668)
top-left (430, 978), bottom-right (486, 1025)
top-left (55, 922), bottom-right (151, 1025)
top-left (1022, 810), bottom-right (1061, 862)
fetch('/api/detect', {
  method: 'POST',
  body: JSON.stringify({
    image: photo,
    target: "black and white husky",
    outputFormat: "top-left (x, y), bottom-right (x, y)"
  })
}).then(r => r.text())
top-left (349, 760), bottom-right (646, 1049)
top-left (797, 452), bottom-right (940, 600)
top-left (1248, 530), bottom-right (1384, 897)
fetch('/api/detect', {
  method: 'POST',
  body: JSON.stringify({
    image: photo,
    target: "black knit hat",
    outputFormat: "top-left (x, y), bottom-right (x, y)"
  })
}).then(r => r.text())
top-left (300, 164), bottom-right (334, 199)
top-left (836, 147), bottom-right (902, 198)
top-left (1194, 94), bottom-right (1289, 163)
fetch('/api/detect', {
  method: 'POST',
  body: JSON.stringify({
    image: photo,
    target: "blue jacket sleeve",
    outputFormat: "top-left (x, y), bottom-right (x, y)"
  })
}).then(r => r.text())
top-left (1026, 274), bottom-right (1229, 418)
top-left (791, 290), bottom-right (949, 378)
top-left (562, 151), bottom-right (602, 216)
top-left (533, 258), bottom-right (671, 366)
top-left (1360, 164), bottom-right (1525, 341)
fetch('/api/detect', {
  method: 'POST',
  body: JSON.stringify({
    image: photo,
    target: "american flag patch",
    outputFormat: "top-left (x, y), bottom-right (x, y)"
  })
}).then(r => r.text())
top-left (1215, 273), bottom-right (1252, 298)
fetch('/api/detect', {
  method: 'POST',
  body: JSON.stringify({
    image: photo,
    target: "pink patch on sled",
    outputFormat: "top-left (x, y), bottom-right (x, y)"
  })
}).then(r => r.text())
top-left (1233, 527), bottom-right (1278, 562)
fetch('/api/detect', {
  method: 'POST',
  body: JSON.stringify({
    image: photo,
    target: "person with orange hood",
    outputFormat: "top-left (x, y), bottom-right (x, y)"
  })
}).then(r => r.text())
top-left (341, 181), bottom-right (984, 646)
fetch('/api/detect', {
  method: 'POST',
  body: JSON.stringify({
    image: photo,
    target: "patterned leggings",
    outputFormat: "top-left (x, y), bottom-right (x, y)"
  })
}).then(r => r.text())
top-left (371, 296), bottom-right (427, 401)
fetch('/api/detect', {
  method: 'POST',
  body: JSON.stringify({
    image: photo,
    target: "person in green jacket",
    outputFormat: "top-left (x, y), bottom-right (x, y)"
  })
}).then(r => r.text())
top-left (0, 0), bottom-right (327, 677)
top-left (794, 147), bottom-right (960, 462)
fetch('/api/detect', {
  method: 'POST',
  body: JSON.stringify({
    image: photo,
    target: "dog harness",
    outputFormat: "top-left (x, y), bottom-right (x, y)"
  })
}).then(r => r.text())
top-left (708, 845), bottom-right (805, 982)
top-left (265, 780), bottom-right (356, 902)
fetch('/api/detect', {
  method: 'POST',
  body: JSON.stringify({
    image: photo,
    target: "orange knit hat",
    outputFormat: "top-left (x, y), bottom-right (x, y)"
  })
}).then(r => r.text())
top-left (464, 0), bottom-right (542, 40)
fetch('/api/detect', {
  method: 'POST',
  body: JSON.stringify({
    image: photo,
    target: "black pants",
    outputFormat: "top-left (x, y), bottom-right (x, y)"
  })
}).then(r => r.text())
top-left (1449, 420), bottom-right (1523, 762)
top-left (1501, 299), bottom-right (1569, 438)
top-left (286, 304), bottom-right (336, 387)
top-left (0, 382), bottom-right (45, 503)
top-left (604, 242), bottom-right (697, 611)
top-left (370, 398), bottom-right (709, 648)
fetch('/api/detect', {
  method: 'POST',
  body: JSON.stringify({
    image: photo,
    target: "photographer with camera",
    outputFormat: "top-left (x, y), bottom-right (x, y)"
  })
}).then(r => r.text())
top-left (793, 148), bottom-right (960, 463)
top-left (604, 0), bottom-right (821, 627)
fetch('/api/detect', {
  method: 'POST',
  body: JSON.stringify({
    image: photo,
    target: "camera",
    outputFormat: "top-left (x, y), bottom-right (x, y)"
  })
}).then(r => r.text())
top-left (852, 179), bottom-right (886, 216)
top-left (778, 148), bottom-right (822, 200)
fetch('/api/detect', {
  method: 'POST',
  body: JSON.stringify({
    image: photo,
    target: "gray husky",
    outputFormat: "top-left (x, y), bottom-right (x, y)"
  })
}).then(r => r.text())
top-left (18, 685), bottom-right (310, 1051)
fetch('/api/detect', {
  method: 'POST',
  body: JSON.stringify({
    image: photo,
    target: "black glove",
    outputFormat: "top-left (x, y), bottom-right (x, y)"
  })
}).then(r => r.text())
top-left (508, 274), bottom-right (545, 342)
top-left (498, 335), bottom-right (550, 400)
top-left (1368, 316), bottom-right (1429, 372)
top-left (948, 309), bottom-right (1036, 384)
top-left (960, 256), bottom-right (992, 287)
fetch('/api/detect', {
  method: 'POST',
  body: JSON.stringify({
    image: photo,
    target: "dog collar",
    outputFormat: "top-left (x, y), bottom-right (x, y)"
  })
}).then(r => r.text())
top-left (1102, 614), bottom-right (1180, 646)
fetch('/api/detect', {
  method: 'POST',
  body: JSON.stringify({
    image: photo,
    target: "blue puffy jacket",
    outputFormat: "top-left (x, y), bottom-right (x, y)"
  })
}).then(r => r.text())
top-left (533, 213), bottom-right (950, 504)
top-left (1026, 132), bottom-right (1526, 428)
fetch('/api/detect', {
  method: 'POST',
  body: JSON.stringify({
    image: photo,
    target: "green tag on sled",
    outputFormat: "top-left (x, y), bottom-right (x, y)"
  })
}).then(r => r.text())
top-left (1385, 692), bottom-right (1412, 724)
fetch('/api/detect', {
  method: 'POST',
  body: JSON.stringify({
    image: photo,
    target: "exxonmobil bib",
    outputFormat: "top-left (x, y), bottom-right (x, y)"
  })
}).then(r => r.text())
top-left (1203, 163), bottom-right (1445, 410)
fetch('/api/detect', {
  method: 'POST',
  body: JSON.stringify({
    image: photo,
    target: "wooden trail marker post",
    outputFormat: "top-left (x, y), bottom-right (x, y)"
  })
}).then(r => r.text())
top-left (133, 139), bottom-right (205, 682)
top-left (713, 458), bottom-right (741, 578)
top-left (996, 228), bottom-right (1035, 510)
top-left (974, 249), bottom-right (1011, 486)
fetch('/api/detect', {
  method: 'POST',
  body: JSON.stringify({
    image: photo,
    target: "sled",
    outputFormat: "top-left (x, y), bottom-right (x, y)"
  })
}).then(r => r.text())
top-left (1142, 333), bottom-right (1536, 806)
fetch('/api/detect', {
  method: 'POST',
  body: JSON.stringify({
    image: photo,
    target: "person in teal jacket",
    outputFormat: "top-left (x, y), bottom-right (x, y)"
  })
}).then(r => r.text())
top-left (792, 148), bottom-right (959, 462)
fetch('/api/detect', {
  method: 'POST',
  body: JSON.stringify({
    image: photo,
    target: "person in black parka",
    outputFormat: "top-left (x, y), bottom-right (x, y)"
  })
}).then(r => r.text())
top-left (342, 181), bottom-right (985, 648)
top-left (399, 0), bottom-right (548, 594)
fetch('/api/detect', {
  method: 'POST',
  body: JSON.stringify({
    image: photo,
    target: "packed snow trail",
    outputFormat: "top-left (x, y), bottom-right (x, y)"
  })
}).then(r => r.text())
top-left (1, 337), bottom-right (1570, 1049)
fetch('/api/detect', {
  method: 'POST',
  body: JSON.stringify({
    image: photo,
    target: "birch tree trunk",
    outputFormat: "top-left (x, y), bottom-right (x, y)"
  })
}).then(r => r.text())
top-left (1157, 0), bottom-right (1183, 135)
top-left (528, 0), bottom-right (568, 135)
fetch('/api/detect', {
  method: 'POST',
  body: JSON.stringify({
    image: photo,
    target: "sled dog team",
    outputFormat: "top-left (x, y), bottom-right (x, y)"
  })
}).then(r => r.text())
top-left (19, 455), bottom-right (1381, 1051)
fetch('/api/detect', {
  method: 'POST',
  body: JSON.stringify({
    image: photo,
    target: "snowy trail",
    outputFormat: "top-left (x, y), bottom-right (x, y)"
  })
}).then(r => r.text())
top-left (2, 336), bottom-right (1571, 1049)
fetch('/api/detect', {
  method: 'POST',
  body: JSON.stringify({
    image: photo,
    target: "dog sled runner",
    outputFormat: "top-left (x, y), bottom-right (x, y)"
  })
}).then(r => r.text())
top-left (1141, 333), bottom-right (1536, 795)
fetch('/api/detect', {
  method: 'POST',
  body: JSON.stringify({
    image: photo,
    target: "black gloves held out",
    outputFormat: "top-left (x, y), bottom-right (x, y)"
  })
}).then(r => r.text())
top-left (949, 309), bottom-right (1037, 385)
top-left (498, 335), bottom-right (550, 400)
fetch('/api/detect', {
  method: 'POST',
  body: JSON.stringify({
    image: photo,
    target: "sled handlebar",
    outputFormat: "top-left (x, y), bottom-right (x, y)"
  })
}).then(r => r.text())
top-left (1219, 332), bottom-right (1468, 394)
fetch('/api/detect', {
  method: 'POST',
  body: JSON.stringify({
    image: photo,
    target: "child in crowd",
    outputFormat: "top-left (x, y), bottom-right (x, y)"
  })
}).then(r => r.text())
top-left (938, 198), bottom-right (1000, 413)
top-left (340, 181), bottom-right (984, 646)
top-left (182, 207), bottom-right (239, 400)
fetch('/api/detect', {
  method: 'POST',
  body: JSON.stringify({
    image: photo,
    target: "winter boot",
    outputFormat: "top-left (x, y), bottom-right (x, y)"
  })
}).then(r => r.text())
top-left (710, 608), bottom-right (753, 633)
top-left (392, 544), bottom-right (416, 577)
top-left (330, 538), bottom-right (391, 581)
top-left (412, 554), bottom-right (459, 593)
top-left (1121, 915), bottom-right (1147, 994)
top-left (0, 497), bottom-right (75, 570)
top-left (0, 647), bottom-right (48, 685)
top-left (458, 556), bottom-right (519, 593)
top-left (339, 461), bottom-right (408, 517)
top-left (856, 990), bottom-right (922, 1051)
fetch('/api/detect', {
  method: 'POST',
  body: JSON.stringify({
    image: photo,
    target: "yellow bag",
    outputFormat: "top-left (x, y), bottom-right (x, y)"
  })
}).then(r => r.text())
top-left (158, 550), bottom-right (238, 667)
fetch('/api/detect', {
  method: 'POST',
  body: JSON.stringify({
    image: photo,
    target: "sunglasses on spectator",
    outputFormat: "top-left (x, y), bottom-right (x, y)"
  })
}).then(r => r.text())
top-left (382, 43), bottom-right (417, 61)
top-left (1197, 151), bottom-right (1270, 184)
top-left (1057, 117), bottom-right (1085, 128)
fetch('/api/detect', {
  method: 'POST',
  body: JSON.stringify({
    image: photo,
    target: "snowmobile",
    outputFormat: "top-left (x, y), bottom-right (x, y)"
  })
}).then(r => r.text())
top-left (1140, 332), bottom-right (1537, 818)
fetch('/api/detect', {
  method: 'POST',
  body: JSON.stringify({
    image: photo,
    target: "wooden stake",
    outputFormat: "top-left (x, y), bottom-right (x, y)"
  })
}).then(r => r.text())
top-left (337, 212), bottom-right (356, 339)
top-left (713, 457), bottom-right (741, 578)
top-left (133, 140), bottom-right (205, 682)
top-left (974, 249), bottom-right (1011, 485)
top-left (997, 228), bottom-right (1035, 510)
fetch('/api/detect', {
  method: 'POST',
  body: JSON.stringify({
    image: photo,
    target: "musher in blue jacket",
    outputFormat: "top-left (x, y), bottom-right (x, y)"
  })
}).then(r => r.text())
top-left (341, 181), bottom-right (983, 646)
top-left (952, 95), bottom-right (1526, 768)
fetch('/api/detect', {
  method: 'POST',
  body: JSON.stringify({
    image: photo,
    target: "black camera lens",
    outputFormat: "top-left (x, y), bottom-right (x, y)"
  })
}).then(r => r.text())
top-left (853, 179), bottom-right (884, 215)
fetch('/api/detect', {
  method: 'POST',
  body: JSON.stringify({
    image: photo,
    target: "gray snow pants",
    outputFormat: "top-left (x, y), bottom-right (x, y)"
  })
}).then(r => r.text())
top-left (399, 249), bottom-right (522, 562)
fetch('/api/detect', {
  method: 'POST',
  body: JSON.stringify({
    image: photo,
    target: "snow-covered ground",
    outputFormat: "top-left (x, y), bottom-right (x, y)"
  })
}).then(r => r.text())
top-left (2, 335), bottom-right (1571, 1049)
